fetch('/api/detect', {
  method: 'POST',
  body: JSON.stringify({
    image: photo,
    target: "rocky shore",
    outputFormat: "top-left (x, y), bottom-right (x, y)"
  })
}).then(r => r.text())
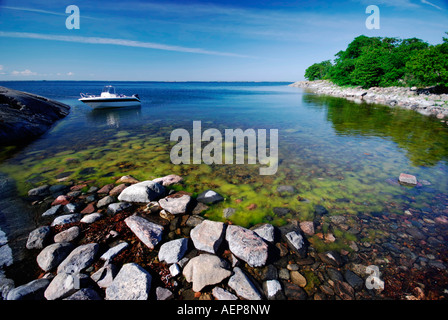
top-left (2, 171), bottom-right (446, 301)
top-left (0, 86), bottom-right (70, 145)
top-left (289, 80), bottom-right (448, 120)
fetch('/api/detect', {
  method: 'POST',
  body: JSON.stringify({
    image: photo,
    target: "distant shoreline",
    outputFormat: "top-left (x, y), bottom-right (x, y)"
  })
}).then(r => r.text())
top-left (290, 80), bottom-right (448, 120)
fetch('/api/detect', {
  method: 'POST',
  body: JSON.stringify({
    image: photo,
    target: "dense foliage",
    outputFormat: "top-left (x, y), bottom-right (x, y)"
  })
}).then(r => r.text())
top-left (305, 33), bottom-right (448, 88)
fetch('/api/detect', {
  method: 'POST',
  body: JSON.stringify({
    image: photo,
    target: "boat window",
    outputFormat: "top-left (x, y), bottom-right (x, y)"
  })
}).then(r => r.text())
top-left (102, 86), bottom-right (116, 94)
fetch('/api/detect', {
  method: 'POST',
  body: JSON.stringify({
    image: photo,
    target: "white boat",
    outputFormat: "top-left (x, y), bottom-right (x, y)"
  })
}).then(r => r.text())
top-left (79, 86), bottom-right (141, 109)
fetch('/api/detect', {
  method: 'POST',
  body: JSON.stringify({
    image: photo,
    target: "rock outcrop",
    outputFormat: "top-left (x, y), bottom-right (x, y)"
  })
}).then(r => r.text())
top-left (0, 86), bottom-right (70, 145)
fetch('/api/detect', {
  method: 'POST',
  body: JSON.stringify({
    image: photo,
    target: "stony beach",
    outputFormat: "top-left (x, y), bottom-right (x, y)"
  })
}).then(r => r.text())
top-left (289, 80), bottom-right (448, 120)
top-left (1, 171), bottom-right (447, 300)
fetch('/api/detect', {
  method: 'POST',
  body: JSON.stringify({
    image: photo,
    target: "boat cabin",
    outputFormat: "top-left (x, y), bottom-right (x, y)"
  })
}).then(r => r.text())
top-left (100, 86), bottom-right (117, 98)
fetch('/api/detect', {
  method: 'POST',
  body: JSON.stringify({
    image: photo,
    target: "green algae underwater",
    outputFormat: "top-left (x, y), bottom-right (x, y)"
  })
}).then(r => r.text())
top-left (1, 81), bottom-right (447, 253)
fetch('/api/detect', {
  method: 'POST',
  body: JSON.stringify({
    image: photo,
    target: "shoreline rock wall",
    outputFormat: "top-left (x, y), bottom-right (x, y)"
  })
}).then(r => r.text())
top-left (289, 80), bottom-right (448, 120)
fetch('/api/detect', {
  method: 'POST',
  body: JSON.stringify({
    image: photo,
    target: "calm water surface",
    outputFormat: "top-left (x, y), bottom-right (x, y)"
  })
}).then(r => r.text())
top-left (1, 81), bottom-right (447, 257)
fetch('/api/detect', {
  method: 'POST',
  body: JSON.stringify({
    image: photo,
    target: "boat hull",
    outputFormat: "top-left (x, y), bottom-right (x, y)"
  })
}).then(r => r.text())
top-left (79, 97), bottom-right (141, 109)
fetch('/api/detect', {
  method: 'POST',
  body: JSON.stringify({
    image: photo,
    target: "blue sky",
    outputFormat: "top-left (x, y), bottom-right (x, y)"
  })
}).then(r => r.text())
top-left (0, 0), bottom-right (447, 81)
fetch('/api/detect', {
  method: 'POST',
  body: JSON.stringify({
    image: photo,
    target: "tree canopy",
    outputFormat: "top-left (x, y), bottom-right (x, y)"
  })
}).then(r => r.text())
top-left (304, 33), bottom-right (448, 89)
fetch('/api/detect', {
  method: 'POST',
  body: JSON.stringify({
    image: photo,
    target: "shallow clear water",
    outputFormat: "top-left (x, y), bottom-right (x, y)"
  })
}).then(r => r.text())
top-left (1, 81), bottom-right (447, 246)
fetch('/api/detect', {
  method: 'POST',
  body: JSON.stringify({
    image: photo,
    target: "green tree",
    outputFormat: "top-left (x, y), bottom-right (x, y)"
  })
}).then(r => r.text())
top-left (304, 60), bottom-right (332, 81)
top-left (405, 44), bottom-right (448, 87)
top-left (351, 47), bottom-right (385, 88)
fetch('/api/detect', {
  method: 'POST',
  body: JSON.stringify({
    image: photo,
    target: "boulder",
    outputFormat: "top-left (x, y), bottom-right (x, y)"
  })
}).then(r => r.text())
top-left (0, 86), bottom-right (70, 145)
top-left (54, 226), bottom-right (80, 243)
top-left (51, 214), bottom-right (81, 227)
top-left (37, 242), bottom-right (74, 272)
top-left (212, 287), bottom-right (238, 300)
top-left (42, 204), bottom-right (62, 217)
top-left (116, 175), bottom-right (139, 184)
top-left (6, 278), bottom-right (50, 300)
top-left (153, 174), bottom-right (183, 186)
top-left (228, 267), bottom-right (262, 300)
top-left (97, 195), bottom-right (115, 208)
top-left (28, 185), bottom-right (50, 197)
top-left (109, 184), bottom-right (127, 197)
top-left (158, 194), bottom-right (192, 215)
top-left (399, 173), bottom-right (417, 186)
top-left (124, 215), bottom-right (164, 249)
top-left (183, 254), bottom-right (232, 292)
top-left (190, 220), bottom-right (226, 254)
top-left (284, 230), bottom-right (308, 258)
top-left (57, 243), bottom-right (99, 274)
top-left (318, 251), bottom-right (344, 267)
top-left (225, 225), bottom-right (269, 267)
top-left (118, 180), bottom-right (165, 203)
top-left (197, 190), bottom-right (224, 204)
top-left (263, 280), bottom-right (284, 300)
top-left (252, 223), bottom-right (276, 242)
top-left (107, 202), bottom-right (132, 215)
top-left (26, 226), bottom-right (52, 250)
top-left (106, 263), bottom-right (152, 300)
top-left (299, 221), bottom-right (315, 236)
top-left (44, 273), bottom-right (87, 300)
top-left (64, 288), bottom-right (102, 300)
top-left (80, 212), bottom-right (103, 224)
top-left (156, 287), bottom-right (174, 300)
top-left (91, 263), bottom-right (118, 288)
top-left (158, 238), bottom-right (189, 264)
top-left (100, 242), bottom-right (129, 261)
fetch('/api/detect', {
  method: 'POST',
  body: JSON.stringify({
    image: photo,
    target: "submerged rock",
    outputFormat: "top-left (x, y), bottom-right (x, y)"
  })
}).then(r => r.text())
top-left (197, 190), bottom-right (224, 204)
top-left (399, 173), bottom-right (417, 186)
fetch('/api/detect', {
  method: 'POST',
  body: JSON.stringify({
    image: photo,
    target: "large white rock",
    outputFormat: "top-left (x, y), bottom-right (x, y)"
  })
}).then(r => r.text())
top-left (44, 273), bottom-right (85, 300)
top-left (106, 263), bottom-right (152, 300)
top-left (158, 194), bottom-right (191, 215)
top-left (183, 254), bottom-right (232, 292)
top-left (228, 267), bottom-right (262, 300)
top-left (118, 180), bottom-right (165, 203)
top-left (124, 215), bottom-right (164, 250)
top-left (158, 238), bottom-right (188, 264)
top-left (190, 220), bottom-right (226, 254)
top-left (37, 242), bottom-right (74, 272)
top-left (225, 225), bottom-right (269, 267)
top-left (57, 243), bottom-right (99, 274)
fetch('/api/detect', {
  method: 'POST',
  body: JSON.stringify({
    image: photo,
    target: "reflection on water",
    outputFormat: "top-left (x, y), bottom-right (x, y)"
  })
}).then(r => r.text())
top-left (86, 107), bottom-right (142, 128)
top-left (303, 94), bottom-right (448, 167)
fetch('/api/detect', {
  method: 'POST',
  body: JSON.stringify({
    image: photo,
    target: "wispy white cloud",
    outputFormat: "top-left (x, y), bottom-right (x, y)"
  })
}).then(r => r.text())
top-left (0, 31), bottom-right (253, 58)
top-left (11, 69), bottom-right (37, 76)
top-left (421, 0), bottom-right (443, 10)
top-left (0, 5), bottom-right (98, 19)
